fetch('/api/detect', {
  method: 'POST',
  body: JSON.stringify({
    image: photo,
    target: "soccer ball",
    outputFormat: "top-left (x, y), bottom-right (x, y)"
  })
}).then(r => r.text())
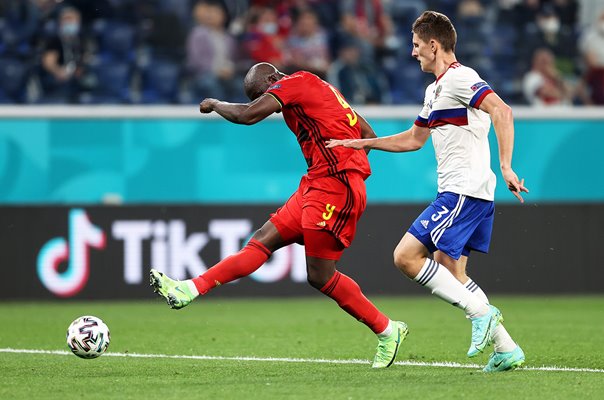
top-left (66, 316), bottom-right (111, 359)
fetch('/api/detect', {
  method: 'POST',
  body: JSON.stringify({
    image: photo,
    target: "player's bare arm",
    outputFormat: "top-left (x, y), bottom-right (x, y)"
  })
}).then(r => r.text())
top-left (199, 94), bottom-right (281, 125)
top-left (326, 124), bottom-right (431, 153)
top-left (479, 93), bottom-right (529, 203)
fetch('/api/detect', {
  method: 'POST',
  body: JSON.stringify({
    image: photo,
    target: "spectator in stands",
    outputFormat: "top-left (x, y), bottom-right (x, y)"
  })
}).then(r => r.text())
top-left (336, 0), bottom-right (397, 64)
top-left (327, 38), bottom-right (389, 104)
top-left (285, 9), bottom-right (330, 78)
top-left (186, 0), bottom-right (240, 101)
top-left (39, 6), bottom-right (94, 103)
top-left (242, 6), bottom-right (286, 69)
top-left (455, 0), bottom-right (488, 67)
top-left (521, 5), bottom-right (576, 78)
top-left (522, 47), bottom-right (572, 106)
top-left (145, 6), bottom-right (187, 61)
top-left (339, 0), bottom-right (387, 45)
top-left (579, 10), bottom-right (604, 104)
top-left (551, 0), bottom-right (579, 30)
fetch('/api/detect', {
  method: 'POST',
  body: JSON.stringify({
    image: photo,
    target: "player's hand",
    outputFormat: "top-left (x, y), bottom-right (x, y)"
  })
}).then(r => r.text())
top-left (325, 139), bottom-right (365, 150)
top-left (502, 167), bottom-right (529, 203)
top-left (199, 98), bottom-right (218, 114)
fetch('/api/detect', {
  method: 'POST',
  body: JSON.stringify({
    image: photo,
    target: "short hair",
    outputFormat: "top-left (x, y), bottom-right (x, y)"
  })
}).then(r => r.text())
top-left (412, 11), bottom-right (457, 52)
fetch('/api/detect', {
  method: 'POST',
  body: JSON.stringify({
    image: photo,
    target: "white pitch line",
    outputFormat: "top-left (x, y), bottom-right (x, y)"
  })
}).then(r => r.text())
top-left (1, 348), bottom-right (603, 374)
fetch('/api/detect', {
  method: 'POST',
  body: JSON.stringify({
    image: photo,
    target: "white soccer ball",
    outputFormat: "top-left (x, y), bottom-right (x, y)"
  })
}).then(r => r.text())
top-left (66, 315), bottom-right (111, 359)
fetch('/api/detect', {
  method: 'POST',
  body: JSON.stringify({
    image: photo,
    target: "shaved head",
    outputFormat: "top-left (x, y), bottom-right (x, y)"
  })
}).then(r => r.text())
top-left (244, 62), bottom-right (284, 100)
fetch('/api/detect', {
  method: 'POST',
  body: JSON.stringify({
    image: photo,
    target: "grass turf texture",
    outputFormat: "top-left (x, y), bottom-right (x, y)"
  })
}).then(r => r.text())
top-left (1, 296), bottom-right (602, 399)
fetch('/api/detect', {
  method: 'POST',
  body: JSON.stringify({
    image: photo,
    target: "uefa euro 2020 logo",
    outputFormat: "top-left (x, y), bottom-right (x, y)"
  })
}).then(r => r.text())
top-left (37, 209), bottom-right (106, 297)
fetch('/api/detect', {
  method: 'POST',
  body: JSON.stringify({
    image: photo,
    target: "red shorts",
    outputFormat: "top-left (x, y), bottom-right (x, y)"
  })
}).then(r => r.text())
top-left (270, 171), bottom-right (367, 260)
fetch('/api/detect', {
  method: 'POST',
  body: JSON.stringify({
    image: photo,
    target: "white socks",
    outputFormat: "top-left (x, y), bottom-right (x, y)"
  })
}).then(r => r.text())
top-left (414, 258), bottom-right (489, 318)
top-left (464, 278), bottom-right (517, 353)
top-left (414, 258), bottom-right (517, 353)
top-left (185, 280), bottom-right (200, 297)
top-left (377, 320), bottom-right (394, 338)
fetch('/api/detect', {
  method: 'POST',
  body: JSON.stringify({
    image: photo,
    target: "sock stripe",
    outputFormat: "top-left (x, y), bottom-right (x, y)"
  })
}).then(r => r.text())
top-left (416, 260), bottom-right (435, 285)
top-left (465, 280), bottom-right (478, 292)
top-left (320, 271), bottom-right (341, 295)
top-left (421, 261), bottom-right (439, 286)
top-left (417, 260), bottom-right (439, 286)
top-left (247, 239), bottom-right (272, 257)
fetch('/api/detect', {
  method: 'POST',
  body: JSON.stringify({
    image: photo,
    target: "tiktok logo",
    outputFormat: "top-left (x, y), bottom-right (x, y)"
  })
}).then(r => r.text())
top-left (37, 209), bottom-right (106, 297)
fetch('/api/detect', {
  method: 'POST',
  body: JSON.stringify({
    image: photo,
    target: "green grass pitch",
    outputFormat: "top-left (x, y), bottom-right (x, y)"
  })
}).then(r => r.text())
top-left (1, 296), bottom-right (603, 399)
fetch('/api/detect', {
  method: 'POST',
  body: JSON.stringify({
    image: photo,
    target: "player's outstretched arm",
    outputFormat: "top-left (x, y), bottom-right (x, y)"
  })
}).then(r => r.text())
top-left (479, 93), bottom-right (529, 203)
top-left (357, 113), bottom-right (377, 154)
top-left (326, 125), bottom-right (430, 153)
top-left (199, 94), bottom-right (281, 125)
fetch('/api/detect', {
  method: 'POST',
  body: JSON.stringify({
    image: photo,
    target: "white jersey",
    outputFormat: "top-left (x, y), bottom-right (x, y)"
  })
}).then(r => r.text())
top-left (415, 62), bottom-right (496, 201)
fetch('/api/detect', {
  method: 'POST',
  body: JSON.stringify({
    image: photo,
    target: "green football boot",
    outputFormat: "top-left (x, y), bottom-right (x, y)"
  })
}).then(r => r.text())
top-left (149, 269), bottom-right (196, 310)
top-left (483, 345), bottom-right (525, 372)
top-left (467, 305), bottom-right (503, 357)
top-left (372, 321), bottom-right (409, 368)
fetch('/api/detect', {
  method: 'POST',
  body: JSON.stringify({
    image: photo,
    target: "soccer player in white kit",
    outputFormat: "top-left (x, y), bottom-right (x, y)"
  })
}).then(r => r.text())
top-left (327, 11), bottom-right (528, 372)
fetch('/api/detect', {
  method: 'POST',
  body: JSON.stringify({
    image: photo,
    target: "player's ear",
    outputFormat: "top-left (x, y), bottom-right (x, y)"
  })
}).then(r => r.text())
top-left (268, 73), bottom-right (279, 83)
top-left (430, 39), bottom-right (437, 53)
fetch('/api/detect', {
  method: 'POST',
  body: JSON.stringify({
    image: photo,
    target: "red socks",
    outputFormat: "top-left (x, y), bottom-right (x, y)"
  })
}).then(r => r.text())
top-left (192, 239), bottom-right (271, 295)
top-left (321, 271), bottom-right (390, 334)
top-left (192, 240), bottom-right (389, 335)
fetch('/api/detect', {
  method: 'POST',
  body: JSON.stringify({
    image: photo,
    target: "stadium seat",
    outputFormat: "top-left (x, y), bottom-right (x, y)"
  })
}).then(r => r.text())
top-left (489, 25), bottom-right (517, 57)
top-left (387, 61), bottom-right (427, 105)
top-left (86, 61), bottom-right (132, 103)
top-left (95, 20), bottom-right (136, 62)
top-left (140, 59), bottom-right (181, 104)
top-left (0, 57), bottom-right (29, 103)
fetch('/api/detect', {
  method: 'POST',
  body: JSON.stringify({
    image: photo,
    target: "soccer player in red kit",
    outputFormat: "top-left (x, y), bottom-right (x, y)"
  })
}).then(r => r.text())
top-left (150, 62), bottom-right (408, 368)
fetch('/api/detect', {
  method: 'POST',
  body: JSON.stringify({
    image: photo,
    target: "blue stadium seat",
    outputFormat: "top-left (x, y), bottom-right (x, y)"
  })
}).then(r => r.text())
top-left (86, 61), bottom-right (132, 103)
top-left (388, 61), bottom-right (426, 105)
top-left (140, 59), bottom-right (181, 104)
top-left (488, 25), bottom-right (517, 56)
top-left (95, 20), bottom-right (136, 61)
top-left (0, 57), bottom-right (29, 103)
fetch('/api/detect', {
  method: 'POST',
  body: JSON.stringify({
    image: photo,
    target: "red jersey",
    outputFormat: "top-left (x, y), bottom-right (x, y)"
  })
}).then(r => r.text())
top-left (265, 71), bottom-right (371, 179)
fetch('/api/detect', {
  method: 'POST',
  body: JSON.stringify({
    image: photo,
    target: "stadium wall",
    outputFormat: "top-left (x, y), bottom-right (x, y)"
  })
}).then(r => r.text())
top-left (0, 106), bottom-right (603, 204)
top-left (0, 106), bottom-right (601, 298)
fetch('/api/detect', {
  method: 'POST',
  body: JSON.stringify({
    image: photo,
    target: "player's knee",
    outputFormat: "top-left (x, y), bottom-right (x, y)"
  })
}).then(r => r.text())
top-left (393, 247), bottom-right (415, 278)
top-left (306, 270), bottom-right (331, 290)
top-left (251, 223), bottom-right (282, 252)
top-left (306, 260), bottom-right (335, 290)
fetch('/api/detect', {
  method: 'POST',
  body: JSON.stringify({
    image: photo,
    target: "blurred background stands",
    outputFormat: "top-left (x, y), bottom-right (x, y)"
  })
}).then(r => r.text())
top-left (0, 0), bottom-right (601, 106)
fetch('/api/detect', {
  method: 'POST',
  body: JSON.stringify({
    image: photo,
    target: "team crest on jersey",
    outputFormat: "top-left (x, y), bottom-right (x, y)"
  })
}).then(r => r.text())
top-left (434, 84), bottom-right (442, 99)
top-left (471, 82), bottom-right (488, 91)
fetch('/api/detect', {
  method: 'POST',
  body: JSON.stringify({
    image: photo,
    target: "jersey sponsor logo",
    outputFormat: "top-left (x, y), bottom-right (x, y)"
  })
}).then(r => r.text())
top-left (316, 221), bottom-right (326, 227)
top-left (471, 82), bottom-right (488, 91)
top-left (322, 204), bottom-right (336, 220)
top-left (268, 84), bottom-right (281, 90)
top-left (420, 220), bottom-right (429, 229)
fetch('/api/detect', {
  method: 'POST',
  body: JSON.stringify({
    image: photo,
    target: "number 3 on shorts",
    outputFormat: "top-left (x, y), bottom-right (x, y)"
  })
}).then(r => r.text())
top-left (431, 205), bottom-right (449, 222)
